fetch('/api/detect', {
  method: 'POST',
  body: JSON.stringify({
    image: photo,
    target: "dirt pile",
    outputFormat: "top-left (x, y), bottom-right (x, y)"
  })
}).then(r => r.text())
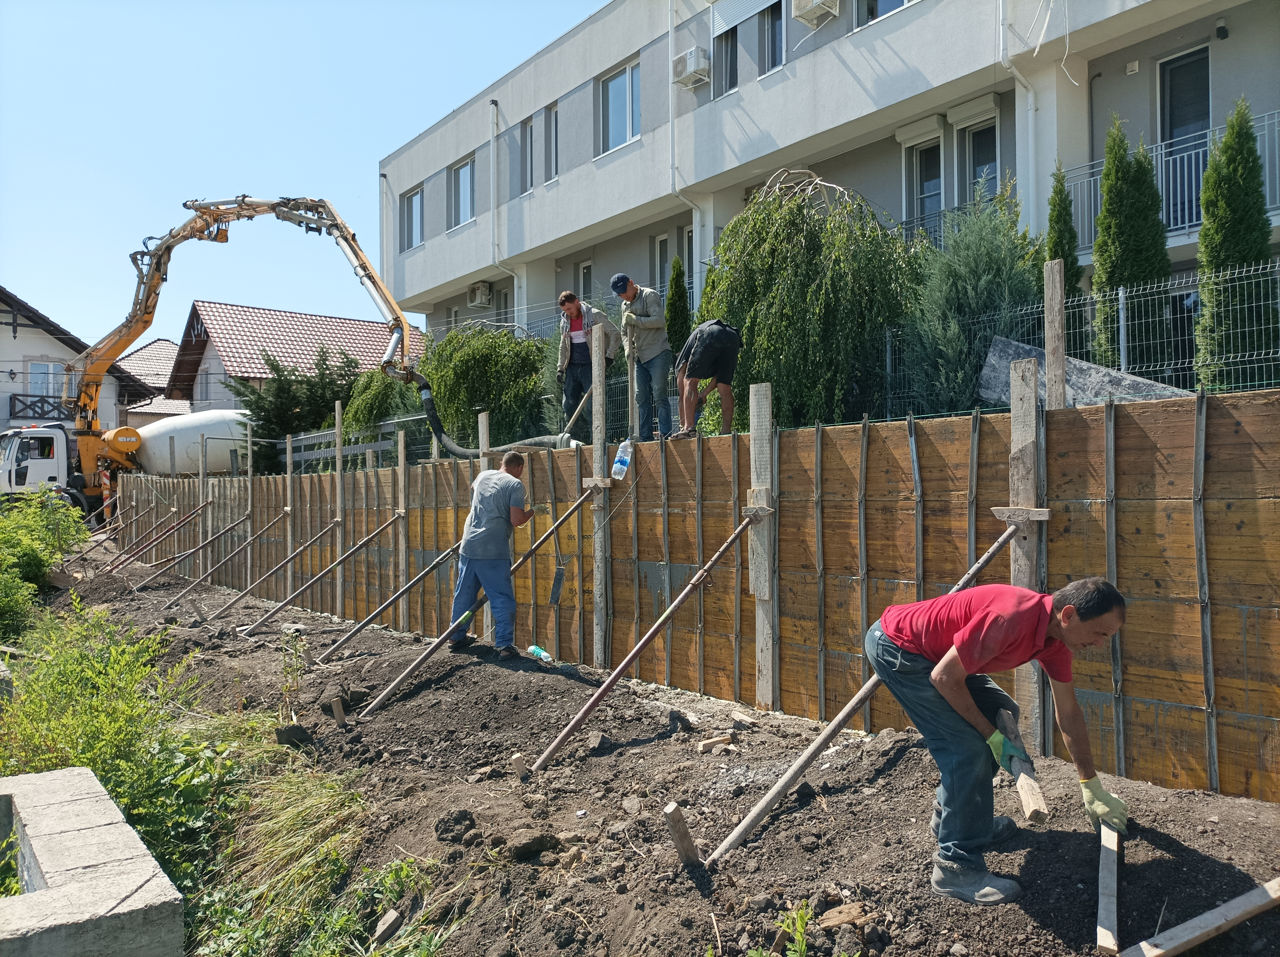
top-left (55, 548), bottom-right (1280, 956)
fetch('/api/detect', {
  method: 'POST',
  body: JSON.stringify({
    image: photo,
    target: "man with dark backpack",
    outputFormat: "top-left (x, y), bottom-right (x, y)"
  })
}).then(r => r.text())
top-left (672, 318), bottom-right (742, 437)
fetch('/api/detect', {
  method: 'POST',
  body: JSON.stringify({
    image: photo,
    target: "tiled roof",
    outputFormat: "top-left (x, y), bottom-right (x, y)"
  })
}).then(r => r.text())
top-left (118, 338), bottom-right (179, 389)
top-left (127, 395), bottom-right (191, 416)
top-left (190, 301), bottom-right (429, 379)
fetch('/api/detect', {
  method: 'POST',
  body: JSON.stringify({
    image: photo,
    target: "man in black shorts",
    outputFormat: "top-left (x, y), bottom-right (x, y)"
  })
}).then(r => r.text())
top-left (672, 319), bottom-right (742, 437)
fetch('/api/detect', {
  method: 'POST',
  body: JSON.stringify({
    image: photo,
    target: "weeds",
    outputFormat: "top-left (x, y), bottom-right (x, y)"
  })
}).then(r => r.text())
top-left (742, 900), bottom-right (861, 957)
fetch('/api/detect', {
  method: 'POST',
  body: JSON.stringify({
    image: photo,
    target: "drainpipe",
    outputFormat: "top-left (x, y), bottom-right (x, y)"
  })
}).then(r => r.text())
top-left (489, 99), bottom-right (522, 328)
top-left (999, 0), bottom-right (1037, 230)
top-left (669, 1), bottom-right (702, 302)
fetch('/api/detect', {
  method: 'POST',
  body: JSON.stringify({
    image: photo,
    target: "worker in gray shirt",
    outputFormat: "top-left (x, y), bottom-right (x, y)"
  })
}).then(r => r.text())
top-left (448, 451), bottom-right (546, 660)
top-left (611, 272), bottom-right (673, 441)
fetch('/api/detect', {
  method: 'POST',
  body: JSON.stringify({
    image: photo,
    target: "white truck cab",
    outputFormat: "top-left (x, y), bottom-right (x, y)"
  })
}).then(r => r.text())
top-left (0, 425), bottom-right (72, 496)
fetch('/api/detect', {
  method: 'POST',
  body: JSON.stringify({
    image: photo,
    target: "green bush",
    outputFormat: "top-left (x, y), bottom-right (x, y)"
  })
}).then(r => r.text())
top-left (1046, 158), bottom-right (1084, 293)
top-left (423, 326), bottom-right (546, 448)
top-left (0, 488), bottom-right (87, 638)
top-left (666, 255), bottom-right (693, 356)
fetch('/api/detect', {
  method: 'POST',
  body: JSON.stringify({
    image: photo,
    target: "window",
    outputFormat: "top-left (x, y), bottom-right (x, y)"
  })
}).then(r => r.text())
top-left (652, 235), bottom-right (669, 293)
top-left (496, 288), bottom-right (512, 324)
top-left (600, 63), bottom-right (640, 153)
top-left (915, 143), bottom-right (942, 219)
top-left (760, 2), bottom-right (783, 74)
top-left (544, 104), bottom-right (559, 182)
top-left (860, 0), bottom-right (907, 24)
top-left (579, 261), bottom-right (593, 297)
top-left (714, 27), bottom-right (738, 97)
top-left (968, 125), bottom-right (997, 200)
top-left (1160, 47), bottom-right (1210, 230)
top-left (520, 118), bottom-right (535, 195)
top-left (448, 157), bottom-right (475, 229)
top-left (195, 366), bottom-right (210, 402)
top-left (399, 187), bottom-right (423, 251)
top-left (29, 361), bottom-right (67, 397)
top-left (684, 227), bottom-right (695, 284)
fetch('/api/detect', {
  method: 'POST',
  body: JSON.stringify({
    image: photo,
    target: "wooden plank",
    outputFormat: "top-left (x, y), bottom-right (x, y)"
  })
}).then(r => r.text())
top-left (661, 437), bottom-right (672, 685)
top-left (908, 413), bottom-right (924, 602)
top-left (1009, 358), bottom-right (1042, 748)
top-left (663, 802), bottom-right (700, 868)
top-left (858, 414), bottom-right (870, 731)
top-left (1192, 390), bottom-right (1220, 793)
top-left (1097, 824), bottom-right (1122, 956)
top-left (996, 710), bottom-right (1049, 823)
top-left (1044, 258), bottom-right (1067, 411)
top-left (1117, 877), bottom-right (1280, 957)
top-left (575, 446), bottom-right (586, 664)
top-left (1106, 399), bottom-right (1125, 777)
top-left (814, 424), bottom-right (826, 721)
top-left (968, 409), bottom-right (979, 569)
top-left (732, 432), bottom-right (743, 704)
top-left (750, 383), bottom-right (777, 711)
top-left (696, 434), bottom-right (705, 693)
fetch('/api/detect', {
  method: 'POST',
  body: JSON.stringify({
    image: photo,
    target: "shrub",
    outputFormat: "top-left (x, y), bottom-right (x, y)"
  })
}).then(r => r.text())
top-left (1046, 158), bottom-right (1084, 292)
top-left (666, 255), bottom-right (693, 356)
top-left (423, 326), bottom-right (546, 448)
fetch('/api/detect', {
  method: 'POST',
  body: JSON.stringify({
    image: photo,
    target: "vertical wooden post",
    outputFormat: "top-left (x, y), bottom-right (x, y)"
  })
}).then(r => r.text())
top-left (631, 439), bottom-right (641, 678)
top-left (398, 429), bottom-right (409, 632)
top-left (627, 336), bottom-right (639, 440)
top-left (169, 435), bottom-right (176, 478)
top-left (907, 413), bottom-right (924, 601)
top-left (545, 449), bottom-right (560, 658)
top-left (967, 409), bottom-right (980, 570)
top-left (575, 446), bottom-right (585, 663)
top-left (731, 431), bottom-right (742, 703)
top-left (1009, 358), bottom-right (1043, 748)
top-left (285, 434), bottom-right (294, 600)
top-left (814, 424), bottom-right (826, 721)
top-left (478, 412), bottom-right (491, 472)
top-left (1192, 391), bottom-right (1220, 792)
top-left (528, 457), bottom-right (538, 651)
top-left (198, 434), bottom-right (207, 577)
top-left (246, 422), bottom-right (254, 590)
top-left (858, 414), bottom-right (870, 730)
top-left (660, 437), bottom-right (672, 685)
top-left (432, 435), bottom-right (440, 460)
top-left (334, 400), bottom-right (345, 620)
top-left (1044, 258), bottom-right (1067, 412)
top-left (749, 383), bottom-right (778, 712)
top-left (1104, 399), bottom-right (1124, 775)
top-left (591, 322), bottom-right (609, 667)
top-left (695, 434), bottom-right (705, 693)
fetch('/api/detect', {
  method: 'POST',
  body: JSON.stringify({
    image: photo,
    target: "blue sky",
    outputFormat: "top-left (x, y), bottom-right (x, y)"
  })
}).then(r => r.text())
top-left (0, 0), bottom-right (604, 354)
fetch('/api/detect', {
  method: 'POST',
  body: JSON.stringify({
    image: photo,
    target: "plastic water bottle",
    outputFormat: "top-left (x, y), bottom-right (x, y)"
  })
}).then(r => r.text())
top-left (611, 438), bottom-right (633, 480)
top-left (528, 644), bottom-right (554, 663)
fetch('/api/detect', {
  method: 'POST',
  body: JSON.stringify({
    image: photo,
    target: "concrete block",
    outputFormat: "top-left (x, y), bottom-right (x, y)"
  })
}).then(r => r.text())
top-left (0, 767), bottom-right (182, 957)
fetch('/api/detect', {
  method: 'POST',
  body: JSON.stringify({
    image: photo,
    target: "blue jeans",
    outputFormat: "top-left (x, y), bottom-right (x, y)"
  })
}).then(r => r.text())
top-left (450, 555), bottom-right (516, 649)
top-left (634, 349), bottom-right (673, 440)
top-left (562, 363), bottom-right (592, 433)
top-left (864, 620), bottom-right (1017, 870)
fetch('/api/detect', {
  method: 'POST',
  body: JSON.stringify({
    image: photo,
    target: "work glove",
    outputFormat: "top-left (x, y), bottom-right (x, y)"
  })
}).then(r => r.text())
top-left (531, 503), bottom-right (551, 516)
top-left (985, 729), bottom-right (1029, 775)
top-left (556, 370), bottom-right (564, 386)
top-left (1080, 777), bottom-right (1128, 835)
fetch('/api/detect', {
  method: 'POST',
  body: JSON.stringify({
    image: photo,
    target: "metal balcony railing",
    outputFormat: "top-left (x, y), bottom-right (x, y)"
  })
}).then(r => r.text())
top-left (1063, 109), bottom-right (1280, 254)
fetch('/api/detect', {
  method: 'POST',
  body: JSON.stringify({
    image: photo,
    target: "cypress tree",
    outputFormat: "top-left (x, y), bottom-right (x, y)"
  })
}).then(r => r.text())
top-left (1045, 158), bottom-right (1084, 293)
top-left (1195, 98), bottom-right (1276, 390)
top-left (665, 255), bottom-right (692, 356)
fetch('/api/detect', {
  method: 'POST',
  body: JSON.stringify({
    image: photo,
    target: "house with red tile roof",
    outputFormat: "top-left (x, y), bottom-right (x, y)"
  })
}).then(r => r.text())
top-left (165, 301), bottom-right (430, 413)
top-left (118, 338), bottom-right (191, 426)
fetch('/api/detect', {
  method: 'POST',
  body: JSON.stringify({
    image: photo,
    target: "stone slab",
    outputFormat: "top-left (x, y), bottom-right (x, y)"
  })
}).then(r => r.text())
top-left (979, 336), bottom-right (1191, 407)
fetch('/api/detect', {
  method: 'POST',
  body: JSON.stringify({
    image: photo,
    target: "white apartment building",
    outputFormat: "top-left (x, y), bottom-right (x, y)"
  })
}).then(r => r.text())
top-left (379, 0), bottom-right (1280, 338)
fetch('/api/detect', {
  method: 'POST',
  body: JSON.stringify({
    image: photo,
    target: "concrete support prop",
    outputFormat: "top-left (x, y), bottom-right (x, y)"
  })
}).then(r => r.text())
top-left (208, 519), bottom-right (338, 622)
top-left (748, 382), bottom-right (778, 711)
top-left (591, 320), bottom-right (609, 667)
top-left (530, 513), bottom-right (761, 775)
top-left (1008, 358), bottom-right (1045, 750)
top-left (241, 510), bottom-right (402, 635)
top-left (360, 488), bottom-right (598, 720)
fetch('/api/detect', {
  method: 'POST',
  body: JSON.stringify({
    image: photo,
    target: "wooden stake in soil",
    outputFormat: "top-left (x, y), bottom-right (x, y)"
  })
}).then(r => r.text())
top-left (663, 802), bottom-right (700, 868)
top-left (1097, 823), bottom-right (1122, 955)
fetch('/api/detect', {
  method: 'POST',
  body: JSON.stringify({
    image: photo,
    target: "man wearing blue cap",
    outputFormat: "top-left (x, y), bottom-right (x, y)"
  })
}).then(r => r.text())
top-left (610, 273), bottom-right (672, 441)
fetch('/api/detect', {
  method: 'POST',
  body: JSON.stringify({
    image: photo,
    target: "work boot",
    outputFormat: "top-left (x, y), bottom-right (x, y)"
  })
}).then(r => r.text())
top-left (930, 808), bottom-right (1018, 847)
top-left (930, 860), bottom-right (1022, 905)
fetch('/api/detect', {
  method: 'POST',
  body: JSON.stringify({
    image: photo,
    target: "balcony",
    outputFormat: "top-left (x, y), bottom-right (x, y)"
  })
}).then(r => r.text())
top-left (8, 393), bottom-right (65, 420)
top-left (1064, 109), bottom-right (1280, 255)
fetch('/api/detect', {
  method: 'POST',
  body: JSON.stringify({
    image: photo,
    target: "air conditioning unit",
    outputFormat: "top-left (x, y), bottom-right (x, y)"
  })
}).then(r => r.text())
top-left (792, 0), bottom-right (839, 28)
top-left (671, 46), bottom-right (710, 88)
top-left (467, 281), bottom-right (492, 308)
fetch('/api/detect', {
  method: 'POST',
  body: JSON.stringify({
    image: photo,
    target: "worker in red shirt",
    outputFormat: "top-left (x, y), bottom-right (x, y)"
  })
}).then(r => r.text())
top-left (865, 577), bottom-right (1129, 905)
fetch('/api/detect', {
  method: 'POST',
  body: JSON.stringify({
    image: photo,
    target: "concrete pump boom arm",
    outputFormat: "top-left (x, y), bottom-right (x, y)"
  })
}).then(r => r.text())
top-left (64, 195), bottom-right (417, 479)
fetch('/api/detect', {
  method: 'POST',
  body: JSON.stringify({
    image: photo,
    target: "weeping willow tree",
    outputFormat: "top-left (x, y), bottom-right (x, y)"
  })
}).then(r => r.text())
top-left (697, 170), bottom-right (923, 430)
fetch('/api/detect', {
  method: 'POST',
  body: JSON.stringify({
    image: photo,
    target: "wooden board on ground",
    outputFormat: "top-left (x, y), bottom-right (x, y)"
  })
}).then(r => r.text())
top-left (1117, 876), bottom-right (1280, 957)
top-left (1097, 823), bottom-right (1122, 955)
top-left (996, 709), bottom-right (1049, 823)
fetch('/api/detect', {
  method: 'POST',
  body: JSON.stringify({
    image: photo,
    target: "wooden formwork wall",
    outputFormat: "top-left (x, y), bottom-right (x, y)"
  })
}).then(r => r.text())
top-left (116, 390), bottom-right (1280, 801)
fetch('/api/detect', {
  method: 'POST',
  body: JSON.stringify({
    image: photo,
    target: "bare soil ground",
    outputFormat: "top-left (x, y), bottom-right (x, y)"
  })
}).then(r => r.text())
top-left (59, 542), bottom-right (1280, 957)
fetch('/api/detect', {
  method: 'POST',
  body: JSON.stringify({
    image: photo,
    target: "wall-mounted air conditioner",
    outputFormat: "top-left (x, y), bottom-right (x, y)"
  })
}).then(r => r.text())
top-left (672, 46), bottom-right (710, 88)
top-left (467, 281), bottom-right (492, 308)
top-left (793, 0), bottom-right (839, 29)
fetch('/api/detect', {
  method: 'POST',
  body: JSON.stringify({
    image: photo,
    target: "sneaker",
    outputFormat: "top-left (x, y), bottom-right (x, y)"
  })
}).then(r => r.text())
top-left (496, 646), bottom-right (520, 661)
top-left (930, 861), bottom-right (1022, 905)
top-left (448, 634), bottom-right (477, 653)
top-left (930, 810), bottom-right (1018, 847)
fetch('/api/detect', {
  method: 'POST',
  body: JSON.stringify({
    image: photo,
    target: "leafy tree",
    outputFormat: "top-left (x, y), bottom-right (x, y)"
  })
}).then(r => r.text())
top-left (226, 346), bottom-right (360, 441)
top-left (1046, 158), bottom-right (1084, 292)
top-left (1195, 98), bottom-right (1277, 391)
top-left (1091, 118), bottom-right (1171, 367)
top-left (698, 172), bottom-right (921, 429)
top-left (422, 326), bottom-right (546, 448)
top-left (904, 183), bottom-right (1043, 414)
top-left (665, 255), bottom-right (692, 356)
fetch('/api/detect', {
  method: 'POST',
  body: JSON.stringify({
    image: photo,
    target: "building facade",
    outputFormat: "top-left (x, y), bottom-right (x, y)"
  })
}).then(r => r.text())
top-left (379, 0), bottom-right (1279, 337)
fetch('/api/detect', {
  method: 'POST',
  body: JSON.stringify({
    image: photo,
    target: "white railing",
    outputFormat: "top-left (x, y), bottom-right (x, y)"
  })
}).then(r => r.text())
top-left (1063, 109), bottom-right (1280, 253)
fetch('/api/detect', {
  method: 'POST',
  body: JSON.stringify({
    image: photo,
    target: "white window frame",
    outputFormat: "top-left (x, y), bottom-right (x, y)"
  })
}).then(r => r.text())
top-left (545, 104), bottom-right (559, 182)
top-left (27, 360), bottom-right (68, 398)
top-left (399, 186), bottom-right (423, 252)
top-left (448, 156), bottom-right (475, 230)
top-left (1157, 45), bottom-right (1211, 144)
top-left (579, 260), bottom-right (593, 298)
top-left (895, 115), bottom-right (946, 221)
top-left (713, 26), bottom-right (739, 98)
top-left (947, 94), bottom-right (1000, 204)
top-left (521, 118), bottom-right (535, 195)
top-left (683, 226), bottom-right (695, 287)
top-left (599, 62), bottom-right (640, 155)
